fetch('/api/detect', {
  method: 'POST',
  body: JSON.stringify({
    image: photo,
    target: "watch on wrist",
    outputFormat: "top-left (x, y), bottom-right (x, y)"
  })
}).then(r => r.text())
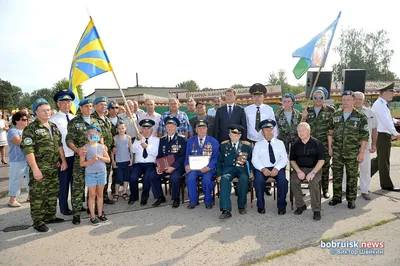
top-left (311, 171), bottom-right (316, 176)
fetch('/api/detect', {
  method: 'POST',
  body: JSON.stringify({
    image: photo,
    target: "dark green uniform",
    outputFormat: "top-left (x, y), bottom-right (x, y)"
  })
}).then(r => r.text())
top-left (328, 109), bottom-right (369, 202)
top-left (275, 108), bottom-right (302, 153)
top-left (217, 140), bottom-right (252, 211)
top-left (91, 112), bottom-right (115, 199)
top-left (21, 119), bottom-right (62, 227)
top-left (66, 115), bottom-right (100, 215)
top-left (305, 104), bottom-right (335, 193)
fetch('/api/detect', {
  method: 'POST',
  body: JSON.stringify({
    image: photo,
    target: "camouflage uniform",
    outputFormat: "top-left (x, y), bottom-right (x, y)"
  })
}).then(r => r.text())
top-left (328, 109), bottom-right (369, 202)
top-left (66, 115), bottom-right (100, 215)
top-left (21, 119), bottom-right (62, 227)
top-left (275, 108), bottom-right (302, 153)
top-left (305, 104), bottom-right (336, 193)
top-left (92, 112), bottom-right (115, 198)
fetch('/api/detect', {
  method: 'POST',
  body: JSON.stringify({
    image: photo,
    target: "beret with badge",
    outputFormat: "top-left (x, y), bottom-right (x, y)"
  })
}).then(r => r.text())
top-left (79, 98), bottom-right (93, 107)
top-left (32, 98), bottom-right (49, 115)
top-left (341, 90), bottom-right (355, 97)
top-left (93, 96), bottom-right (108, 105)
top-left (282, 93), bottom-right (296, 103)
top-left (107, 100), bottom-right (118, 110)
top-left (87, 125), bottom-right (102, 134)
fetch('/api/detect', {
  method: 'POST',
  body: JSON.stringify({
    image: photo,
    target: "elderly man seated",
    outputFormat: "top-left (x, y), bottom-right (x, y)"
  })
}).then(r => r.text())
top-left (290, 122), bottom-right (325, 221)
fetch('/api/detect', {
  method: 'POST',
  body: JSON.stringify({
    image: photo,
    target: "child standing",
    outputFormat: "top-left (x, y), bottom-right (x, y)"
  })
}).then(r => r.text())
top-left (112, 122), bottom-right (133, 201)
top-left (80, 125), bottom-right (110, 226)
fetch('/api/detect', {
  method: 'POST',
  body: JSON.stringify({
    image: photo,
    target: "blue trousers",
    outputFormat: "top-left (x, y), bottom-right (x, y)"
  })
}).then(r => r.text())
top-left (185, 170), bottom-right (215, 206)
top-left (129, 163), bottom-right (155, 202)
top-left (152, 168), bottom-right (184, 200)
top-left (58, 156), bottom-right (74, 214)
top-left (254, 168), bottom-right (288, 210)
top-left (220, 169), bottom-right (248, 211)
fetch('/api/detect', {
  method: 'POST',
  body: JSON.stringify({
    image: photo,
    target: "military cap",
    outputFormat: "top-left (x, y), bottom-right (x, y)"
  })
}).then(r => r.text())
top-left (377, 82), bottom-right (395, 92)
top-left (342, 90), bottom-right (355, 97)
top-left (107, 100), bottom-right (118, 110)
top-left (313, 86), bottom-right (328, 99)
top-left (164, 116), bottom-right (180, 127)
top-left (87, 125), bottom-right (102, 133)
top-left (139, 119), bottom-right (155, 127)
top-left (53, 89), bottom-right (75, 102)
top-left (79, 98), bottom-right (93, 106)
top-left (249, 83), bottom-right (267, 95)
top-left (282, 93), bottom-right (296, 103)
top-left (259, 119), bottom-right (276, 129)
top-left (195, 119), bottom-right (208, 128)
top-left (228, 124), bottom-right (245, 135)
top-left (32, 98), bottom-right (49, 113)
top-left (93, 96), bottom-right (108, 105)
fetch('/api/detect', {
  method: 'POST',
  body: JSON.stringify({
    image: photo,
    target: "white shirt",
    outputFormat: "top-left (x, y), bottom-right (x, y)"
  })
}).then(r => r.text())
top-left (245, 104), bottom-right (278, 141)
top-left (252, 138), bottom-right (288, 171)
top-left (139, 111), bottom-right (161, 137)
top-left (226, 103), bottom-right (235, 113)
top-left (360, 107), bottom-right (378, 149)
top-left (50, 111), bottom-right (75, 157)
top-left (207, 108), bottom-right (217, 116)
top-left (109, 116), bottom-right (118, 126)
top-left (120, 113), bottom-right (139, 138)
top-left (131, 135), bottom-right (159, 163)
top-left (372, 97), bottom-right (399, 136)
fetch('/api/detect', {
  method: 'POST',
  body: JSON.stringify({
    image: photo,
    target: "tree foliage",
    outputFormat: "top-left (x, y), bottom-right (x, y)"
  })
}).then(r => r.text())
top-left (268, 69), bottom-right (305, 96)
top-left (231, 84), bottom-right (245, 89)
top-left (176, 80), bottom-right (200, 91)
top-left (332, 28), bottom-right (397, 81)
top-left (0, 79), bottom-right (13, 111)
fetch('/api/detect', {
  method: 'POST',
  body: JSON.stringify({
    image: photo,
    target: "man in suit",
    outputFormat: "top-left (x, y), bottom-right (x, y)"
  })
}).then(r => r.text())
top-left (184, 119), bottom-right (219, 209)
top-left (217, 124), bottom-right (252, 219)
top-left (152, 116), bottom-right (187, 208)
top-left (214, 88), bottom-right (247, 143)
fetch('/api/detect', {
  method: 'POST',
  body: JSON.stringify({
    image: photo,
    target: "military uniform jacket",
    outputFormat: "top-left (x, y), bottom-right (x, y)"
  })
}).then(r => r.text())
top-left (275, 108), bottom-right (302, 152)
top-left (92, 112), bottom-right (114, 149)
top-left (157, 134), bottom-right (187, 170)
top-left (66, 115), bottom-right (100, 155)
top-left (21, 119), bottom-right (63, 170)
top-left (184, 135), bottom-right (219, 171)
top-left (305, 104), bottom-right (335, 146)
top-left (216, 140), bottom-right (252, 177)
top-left (328, 109), bottom-right (369, 159)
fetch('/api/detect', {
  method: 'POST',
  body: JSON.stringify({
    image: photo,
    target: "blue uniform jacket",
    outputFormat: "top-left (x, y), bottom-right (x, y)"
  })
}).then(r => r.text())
top-left (157, 134), bottom-right (187, 170)
top-left (184, 135), bottom-right (219, 171)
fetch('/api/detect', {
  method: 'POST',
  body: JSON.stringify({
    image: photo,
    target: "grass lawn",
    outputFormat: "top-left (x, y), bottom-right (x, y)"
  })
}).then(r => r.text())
top-left (392, 141), bottom-right (400, 147)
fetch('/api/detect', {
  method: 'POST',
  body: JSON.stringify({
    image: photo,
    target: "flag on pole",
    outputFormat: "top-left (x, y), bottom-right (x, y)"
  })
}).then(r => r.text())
top-left (68, 17), bottom-right (113, 113)
top-left (292, 12), bottom-right (341, 79)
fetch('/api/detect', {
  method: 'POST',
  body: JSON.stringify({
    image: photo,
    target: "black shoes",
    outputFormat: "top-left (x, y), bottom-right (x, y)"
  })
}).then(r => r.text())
top-left (172, 199), bottom-right (180, 208)
top-left (278, 208), bottom-right (286, 215)
top-left (152, 196), bottom-right (166, 207)
top-left (140, 200), bottom-right (147, 206)
top-left (239, 208), bottom-right (247, 215)
top-left (348, 202), bottom-right (356, 209)
top-left (313, 211), bottom-right (321, 221)
top-left (98, 213), bottom-right (108, 222)
top-left (104, 198), bottom-right (115, 205)
top-left (81, 206), bottom-right (87, 212)
top-left (46, 217), bottom-right (64, 224)
top-left (205, 204), bottom-right (213, 209)
top-left (90, 217), bottom-right (100, 226)
top-left (382, 187), bottom-right (400, 192)
top-left (128, 199), bottom-right (135, 205)
top-left (62, 209), bottom-right (72, 215)
top-left (33, 224), bottom-right (49, 232)
top-left (294, 205), bottom-right (307, 215)
top-left (187, 202), bottom-right (199, 209)
top-left (72, 215), bottom-right (81, 225)
top-left (265, 189), bottom-right (272, 196)
top-left (329, 199), bottom-right (342, 206)
top-left (323, 191), bottom-right (330, 199)
top-left (258, 208), bottom-right (266, 214)
top-left (219, 210), bottom-right (232, 219)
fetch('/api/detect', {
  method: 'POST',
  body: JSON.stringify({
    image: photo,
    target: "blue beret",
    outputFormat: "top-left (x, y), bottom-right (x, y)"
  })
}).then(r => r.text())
top-left (53, 90), bottom-right (75, 102)
top-left (228, 124), bottom-right (244, 134)
top-left (342, 90), bottom-right (355, 97)
top-left (164, 116), bottom-right (180, 127)
top-left (107, 100), bottom-right (118, 110)
top-left (32, 98), bottom-right (49, 114)
top-left (259, 119), bottom-right (276, 129)
top-left (93, 96), bottom-right (108, 105)
top-left (249, 83), bottom-right (267, 95)
top-left (79, 98), bottom-right (93, 107)
top-left (313, 86), bottom-right (328, 99)
top-left (282, 93), bottom-right (295, 103)
top-left (139, 119), bottom-right (155, 127)
top-left (87, 125), bottom-right (102, 133)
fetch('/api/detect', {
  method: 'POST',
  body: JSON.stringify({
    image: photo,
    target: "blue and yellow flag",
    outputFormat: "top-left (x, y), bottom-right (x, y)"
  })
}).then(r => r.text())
top-left (68, 17), bottom-right (113, 113)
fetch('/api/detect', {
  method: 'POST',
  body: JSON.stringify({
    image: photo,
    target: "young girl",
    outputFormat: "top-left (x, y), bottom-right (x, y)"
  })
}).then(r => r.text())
top-left (80, 125), bottom-right (110, 226)
top-left (112, 122), bottom-right (133, 201)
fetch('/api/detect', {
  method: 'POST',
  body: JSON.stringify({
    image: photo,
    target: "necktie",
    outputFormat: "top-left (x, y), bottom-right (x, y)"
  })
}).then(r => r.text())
top-left (233, 143), bottom-right (237, 153)
top-left (66, 114), bottom-right (70, 123)
top-left (255, 106), bottom-right (261, 131)
top-left (142, 138), bottom-right (148, 159)
top-left (228, 105), bottom-right (232, 119)
top-left (199, 138), bottom-right (203, 148)
top-left (169, 136), bottom-right (172, 143)
top-left (268, 140), bottom-right (276, 164)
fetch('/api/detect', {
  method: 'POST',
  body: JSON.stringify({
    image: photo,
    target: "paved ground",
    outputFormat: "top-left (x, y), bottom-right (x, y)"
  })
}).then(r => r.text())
top-left (0, 150), bottom-right (400, 266)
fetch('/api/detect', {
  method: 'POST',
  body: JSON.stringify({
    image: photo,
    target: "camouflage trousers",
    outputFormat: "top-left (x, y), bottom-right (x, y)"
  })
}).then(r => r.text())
top-left (321, 152), bottom-right (332, 193)
top-left (29, 168), bottom-right (59, 227)
top-left (332, 151), bottom-right (359, 202)
top-left (71, 156), bottom-right (85, 215)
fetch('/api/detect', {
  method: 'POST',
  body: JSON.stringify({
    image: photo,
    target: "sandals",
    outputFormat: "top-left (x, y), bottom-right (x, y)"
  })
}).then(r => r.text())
top-left (8, 201), bottom-right (21, 207)
top-left (122, 193), bottom-right (129, 201)
top-left (112, 194), bottom-right (119, 202)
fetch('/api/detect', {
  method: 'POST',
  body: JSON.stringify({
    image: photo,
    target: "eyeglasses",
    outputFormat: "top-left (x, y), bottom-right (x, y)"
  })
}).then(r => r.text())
top-left (110, 106), bottom-right (119, 109)
top-left (313, 96), bottom-right (324, 100)
top-left (21, 119), bottom-right (28, 121)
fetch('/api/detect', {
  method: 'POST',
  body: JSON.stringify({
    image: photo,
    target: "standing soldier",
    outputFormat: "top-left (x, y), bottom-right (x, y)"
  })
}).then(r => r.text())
top-left (66, 99), bottom-right (100, 225)
top-left (92, 97), bottom-right (115, 204)
top-left (328, 91), bottom-right (369, 209)
top-left (301, 87), bottom-right (335, 198)
top-left (21, 98), bottom-right (68, 232)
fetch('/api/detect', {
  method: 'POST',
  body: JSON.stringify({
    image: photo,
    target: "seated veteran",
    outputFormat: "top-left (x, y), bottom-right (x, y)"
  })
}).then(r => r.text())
top-left (290, 122), bottom-right (325, 221)
top-left (129, 119), bottom-right (160, 206)
top-left (152, 116), bottom-right (187, 208)
top-left (217, 124), bottom-right (252, 219)
top-left (184, 119), bottom-right (219, 209)
top-left (252, 119), bottom-right (289, 215)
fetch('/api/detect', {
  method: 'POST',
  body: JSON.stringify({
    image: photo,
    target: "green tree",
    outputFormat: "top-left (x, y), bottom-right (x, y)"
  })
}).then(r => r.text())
top-left (30, 88), bottom-right (56, 109)
top-left (231, 84), bottom-right (245, 89)
top-left (268, 69), bottom-right (288, 87)
top-left (19, 92), bottom-right (32, 109)
top-left (332, 28), bottom-right (397, 81)
top-left (0, 78), bottom-right (13, 111)
top-left (11, 85), bottom-right (23, 107)
top-left (51, 78), bottom-right (83, 100)
top-left (176, 80), bottom-right (199, 91)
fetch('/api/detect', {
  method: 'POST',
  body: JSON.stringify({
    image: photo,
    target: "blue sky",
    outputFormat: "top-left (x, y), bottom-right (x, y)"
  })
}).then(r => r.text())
top-left (1, 0), bottom-right (399, 96)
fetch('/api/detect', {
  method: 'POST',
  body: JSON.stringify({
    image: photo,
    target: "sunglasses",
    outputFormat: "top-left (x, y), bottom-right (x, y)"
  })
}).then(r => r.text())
top-left (313, 96), bottom-right (324, 100)
top-left (21, 119), bottom-right (28, 121)
top-left (110, 106), bottom-right (119, 109)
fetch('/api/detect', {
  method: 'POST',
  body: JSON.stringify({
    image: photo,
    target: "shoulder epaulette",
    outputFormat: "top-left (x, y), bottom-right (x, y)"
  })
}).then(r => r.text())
top-left (221, 140), bottom-right (230, 145)
top-left (177, 134), bottom-right (185, 138)
top-left (241, 141), bottom-right (251, 146)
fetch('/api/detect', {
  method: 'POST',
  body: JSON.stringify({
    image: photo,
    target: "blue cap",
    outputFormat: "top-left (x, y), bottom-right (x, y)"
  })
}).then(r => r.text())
top-left (342, 90), bottom-right (355, 97)
top-left (79, 98), bottom-right (93, 107)
top-left (259, 119), bottom-right (276, 130)
top-left (107, 100), bottom-right (118, 110)
top-left (93, 96), bottom-right (108, 105)
top-left (87, 125), bottom-right (102, 133)
top-left (53, 90), bottom-right (75, 102)
top-left (139, 119), bottom-right (155, 127)
top-left (195, 119), bottom-right (208, 128)
top-left (164, 116), bottom-right (180, 127)
top-left (282, 93), bottom-right (295, 103)
top-left (313, 86), bottom-right (329, 99)
top-left (32, 98), bottom-right (49, 114)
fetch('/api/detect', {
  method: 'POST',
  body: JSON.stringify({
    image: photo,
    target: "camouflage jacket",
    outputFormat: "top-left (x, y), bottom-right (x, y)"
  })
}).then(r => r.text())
top-left (21, 119), bottom-right (62, 170)
top-left (275, 108), bottom-right (302, 153)
top-left (216, 140), bottom-right (253, 177)
top-left (92, 111), bottom-right (114, 149)
top-left (328, 109), bottom-right (369, 159)
top-left (66, 115), bottom-right (100, 155)
top-left (305, 104), bottom-right (335, 145)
